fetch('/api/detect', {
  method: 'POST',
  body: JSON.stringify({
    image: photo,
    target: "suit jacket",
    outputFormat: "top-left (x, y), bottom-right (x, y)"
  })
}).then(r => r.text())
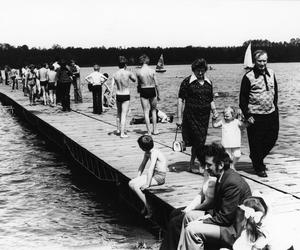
top-left (203, 168), bottom-right (252, 246)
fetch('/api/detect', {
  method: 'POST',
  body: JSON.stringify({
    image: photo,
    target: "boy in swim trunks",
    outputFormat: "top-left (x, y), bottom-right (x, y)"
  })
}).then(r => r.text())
top-left (136, 54), bottom-right (160, 135)
top-left (128, 135), bottom-right (167, 219)
top-left (111, 56), bottom-right (136, 138)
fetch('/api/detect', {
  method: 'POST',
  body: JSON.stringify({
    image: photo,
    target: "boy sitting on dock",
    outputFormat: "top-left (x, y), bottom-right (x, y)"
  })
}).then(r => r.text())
top-left (129, 135), bottom-right (167, 219)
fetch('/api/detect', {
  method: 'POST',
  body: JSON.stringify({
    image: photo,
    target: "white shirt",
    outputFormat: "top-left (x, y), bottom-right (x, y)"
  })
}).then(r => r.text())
top-left (53, 62), bottom-right (60, 71)
top-left (85, 71), bottom-right (107, 86)
top-left (221, 119), bottom-right (242, 148)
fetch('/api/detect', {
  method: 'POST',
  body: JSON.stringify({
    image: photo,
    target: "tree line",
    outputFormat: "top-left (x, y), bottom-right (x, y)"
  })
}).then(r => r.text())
top-left (1, 38), bottom-right (300, 68)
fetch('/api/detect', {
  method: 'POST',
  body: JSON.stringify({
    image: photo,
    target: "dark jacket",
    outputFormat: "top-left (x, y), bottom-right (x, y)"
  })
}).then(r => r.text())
top-left (203, 168), bottom-right (252, 246)
top-left (57, 66), bottom-right (73, 84)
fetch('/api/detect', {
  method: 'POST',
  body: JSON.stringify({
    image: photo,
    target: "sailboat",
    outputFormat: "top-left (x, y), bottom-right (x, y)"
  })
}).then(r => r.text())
top-left (243, 43), bottom-right (253, 69)
top-left (155, 54), bottom-right (166, 73)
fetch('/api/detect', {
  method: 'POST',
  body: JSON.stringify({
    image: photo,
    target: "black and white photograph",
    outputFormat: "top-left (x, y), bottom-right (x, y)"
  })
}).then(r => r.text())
top-left (0, 0), bottom-right (299, 249)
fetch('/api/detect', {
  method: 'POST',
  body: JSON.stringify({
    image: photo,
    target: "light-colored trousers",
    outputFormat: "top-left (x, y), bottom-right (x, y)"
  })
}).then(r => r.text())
top-left (179, 210), bottom-right (221, 250)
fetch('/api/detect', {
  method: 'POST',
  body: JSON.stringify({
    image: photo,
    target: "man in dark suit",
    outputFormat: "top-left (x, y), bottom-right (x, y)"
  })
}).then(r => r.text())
top-left (160, 143), bottom-right (251, 250)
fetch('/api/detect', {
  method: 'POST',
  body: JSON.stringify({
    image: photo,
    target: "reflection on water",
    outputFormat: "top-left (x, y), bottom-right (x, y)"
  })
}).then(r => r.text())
top-left (0, 106), bottom-right (159, 249)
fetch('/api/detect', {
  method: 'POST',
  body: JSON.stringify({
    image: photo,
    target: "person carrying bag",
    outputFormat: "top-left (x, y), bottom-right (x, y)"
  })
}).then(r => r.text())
top-left (172, 124), bottom-right (186, 152)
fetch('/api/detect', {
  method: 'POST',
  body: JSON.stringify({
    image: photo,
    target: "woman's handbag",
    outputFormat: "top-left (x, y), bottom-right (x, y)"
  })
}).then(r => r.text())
top-left (172, 125), bottom-right (186, 152)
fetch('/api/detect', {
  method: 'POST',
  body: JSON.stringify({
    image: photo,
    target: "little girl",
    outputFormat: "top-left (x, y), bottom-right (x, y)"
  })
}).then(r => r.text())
top-left (128, 135), bottom-right (167, 218)
top-left (233, 196), bottom-right (269, 250)
top-left (212, 106), bottom-right (247, 169)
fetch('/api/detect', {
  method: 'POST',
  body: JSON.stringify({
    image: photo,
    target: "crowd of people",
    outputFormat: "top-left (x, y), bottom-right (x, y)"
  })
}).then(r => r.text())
top-left (0, 49), bottom-right (290, 249)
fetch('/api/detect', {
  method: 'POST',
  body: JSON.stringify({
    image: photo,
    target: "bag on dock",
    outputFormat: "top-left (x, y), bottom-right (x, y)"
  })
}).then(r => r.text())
top-left (172, 125), bottom-right (186, 152)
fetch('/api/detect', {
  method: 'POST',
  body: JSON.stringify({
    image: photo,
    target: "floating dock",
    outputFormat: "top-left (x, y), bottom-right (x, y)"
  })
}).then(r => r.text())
top-left (1, 85), bottom-right (300, 238)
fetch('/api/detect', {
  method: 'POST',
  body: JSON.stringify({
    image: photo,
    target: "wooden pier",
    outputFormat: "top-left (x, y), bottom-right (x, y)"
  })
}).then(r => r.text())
top-left (1, 84), bottom-right (300, 246)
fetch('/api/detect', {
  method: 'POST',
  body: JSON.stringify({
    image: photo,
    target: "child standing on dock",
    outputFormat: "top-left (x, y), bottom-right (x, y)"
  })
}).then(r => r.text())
top-left (129, 135), bottom-right (167, 219)
top-left (212, 106), bottom-right (247, 169)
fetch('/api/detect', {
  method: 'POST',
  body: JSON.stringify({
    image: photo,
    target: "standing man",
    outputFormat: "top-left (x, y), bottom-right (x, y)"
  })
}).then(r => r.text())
top-left (239, 50), bottom-right (279, 178)
top-left (112, 56), bottom-right (136, 138)
top-left (70, 60), bottom-right (83, 103)
top-left (136, 54), bottom-right (160, 135)
top-left (56, 60), bottom-right (73, 112)
top-left (160, 143), bottom-right (251, 250)
top-left (38, 63), bottom-right (49, 105)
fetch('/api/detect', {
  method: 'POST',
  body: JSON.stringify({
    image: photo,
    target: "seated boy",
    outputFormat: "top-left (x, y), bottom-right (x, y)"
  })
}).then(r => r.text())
top-left (128, 135), bottom-right (167, 218)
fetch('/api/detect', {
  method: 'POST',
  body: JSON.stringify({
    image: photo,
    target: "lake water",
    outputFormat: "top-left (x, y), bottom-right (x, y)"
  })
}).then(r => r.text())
top-left (0, 62), bottom-right (299, 249)
top-left (0, 106), bottom-right (160, 249)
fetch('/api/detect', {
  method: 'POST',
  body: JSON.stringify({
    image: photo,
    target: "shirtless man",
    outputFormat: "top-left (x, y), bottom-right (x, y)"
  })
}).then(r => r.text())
top-left (136, 54), bottom-right (160, 135)
top-left (38, 63), bottom-right (49, 105)
top-left (112, 56), bottom-right (136, 138)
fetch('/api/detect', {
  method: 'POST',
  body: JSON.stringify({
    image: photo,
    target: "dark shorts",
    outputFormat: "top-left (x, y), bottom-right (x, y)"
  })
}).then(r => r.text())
top-left (48, 82), bottom-right (56, 90)
top-left (116, 94), bottom-right (130, 103)
top-left (40, 80), bottom-right (48, 87)
top-left (140, 87), bottom-right (156, 99)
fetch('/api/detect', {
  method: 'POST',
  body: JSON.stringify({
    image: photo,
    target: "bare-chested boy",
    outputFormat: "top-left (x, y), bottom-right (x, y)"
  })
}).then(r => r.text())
top-left (112, 56), bottom-right (136, 138)
top-left (136, 54), bottom-right (160, 135)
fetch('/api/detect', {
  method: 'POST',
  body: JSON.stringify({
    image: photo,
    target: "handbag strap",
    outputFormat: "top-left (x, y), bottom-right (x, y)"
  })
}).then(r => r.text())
top-left (174, 125), bottom-right (181, 141)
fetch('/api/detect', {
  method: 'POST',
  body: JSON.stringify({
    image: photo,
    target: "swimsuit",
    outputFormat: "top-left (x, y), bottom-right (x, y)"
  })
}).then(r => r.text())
top-left (153, 170), bottom-right (166, 185)
top-left (140, 87), bottom-right (156, 99)
top-left (40, 80), bottom-right (48, 87)
top-left (48, 82), bottom-right (56, 90)
top-left (116, 94), bottom-right (130, 103)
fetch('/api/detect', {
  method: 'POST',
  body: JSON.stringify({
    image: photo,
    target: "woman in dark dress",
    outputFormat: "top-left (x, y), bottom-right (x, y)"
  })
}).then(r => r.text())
top-left (177, 58), bottom-right (218, 171)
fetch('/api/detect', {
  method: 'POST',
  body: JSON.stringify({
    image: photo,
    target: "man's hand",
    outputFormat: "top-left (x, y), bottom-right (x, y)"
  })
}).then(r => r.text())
top-left (247, 116), bottom-right (255, 124)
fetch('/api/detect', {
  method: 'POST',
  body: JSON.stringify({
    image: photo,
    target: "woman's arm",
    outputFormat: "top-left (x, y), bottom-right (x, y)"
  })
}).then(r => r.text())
top-left (183, 194), bottom-right (203, 213)
top-left (177, 98), bottom-right (184, 125)
top-left (210, 101), bottom-right (219, 119)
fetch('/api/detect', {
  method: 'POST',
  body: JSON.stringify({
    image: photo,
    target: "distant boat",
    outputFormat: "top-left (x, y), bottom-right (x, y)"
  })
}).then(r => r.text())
top-left (243, 43), bottom-right (253, 69)
top-left (156, 54), bottom-right (166, 73)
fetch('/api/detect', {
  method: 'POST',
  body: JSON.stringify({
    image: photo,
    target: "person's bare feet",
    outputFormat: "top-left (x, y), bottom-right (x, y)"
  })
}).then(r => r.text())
top-left (120, 133), bottom-right (128, 138)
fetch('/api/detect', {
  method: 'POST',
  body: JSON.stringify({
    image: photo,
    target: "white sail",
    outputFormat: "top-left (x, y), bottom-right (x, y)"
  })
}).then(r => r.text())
top-left (156, 54), bottom-right (164, 69)
top-left (156, 54), bottom-right (166, 72)
top-left (243, 43), bottom-right (253, 69)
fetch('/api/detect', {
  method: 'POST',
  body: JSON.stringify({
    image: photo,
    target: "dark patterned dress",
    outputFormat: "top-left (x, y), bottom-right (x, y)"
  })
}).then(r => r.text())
top-left (178, 76), bottom-right (213, 149)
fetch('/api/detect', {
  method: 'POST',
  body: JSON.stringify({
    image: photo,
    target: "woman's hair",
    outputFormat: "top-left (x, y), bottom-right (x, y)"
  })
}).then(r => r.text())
top-left (253, 50), bottom-right (268, 60)
top-left (191, 58), bottom-right (208, 72)
top-left (103, 73), bottom-right (109, 78)
top-left (137, 135), bottom-right (154, 151)
top-left (241, 196), bottom-right (268, 242)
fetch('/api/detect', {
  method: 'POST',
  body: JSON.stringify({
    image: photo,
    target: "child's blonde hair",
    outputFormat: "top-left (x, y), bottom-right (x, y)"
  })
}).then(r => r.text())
top-left (223, 106), bottom-right (236, 117)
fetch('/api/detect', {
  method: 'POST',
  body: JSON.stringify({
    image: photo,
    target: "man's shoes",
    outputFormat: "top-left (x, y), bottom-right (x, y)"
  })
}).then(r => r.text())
top-left (256, 170), bottom-right (268, 178)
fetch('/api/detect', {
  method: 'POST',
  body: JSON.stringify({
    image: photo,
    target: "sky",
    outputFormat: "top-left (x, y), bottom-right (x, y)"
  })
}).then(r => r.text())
top-left (0, 0), bottom-right (299, 49)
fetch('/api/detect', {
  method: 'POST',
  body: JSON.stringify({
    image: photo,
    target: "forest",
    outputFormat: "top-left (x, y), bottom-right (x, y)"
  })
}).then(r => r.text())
top-left (1, 38), bottom-right (300, 68)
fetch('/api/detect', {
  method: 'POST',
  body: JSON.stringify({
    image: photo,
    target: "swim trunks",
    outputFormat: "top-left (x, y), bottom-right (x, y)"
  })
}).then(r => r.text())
top-left (116, 94), bottom-right (130, 103)
top-left (48, 82), bottom-right (56, 90)
top-left (140, 87), bottom-right (156, 99)
top-left (153, 170), bottom-right (166, 185)
top-left (40, 80), bottom-right (48, 87)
